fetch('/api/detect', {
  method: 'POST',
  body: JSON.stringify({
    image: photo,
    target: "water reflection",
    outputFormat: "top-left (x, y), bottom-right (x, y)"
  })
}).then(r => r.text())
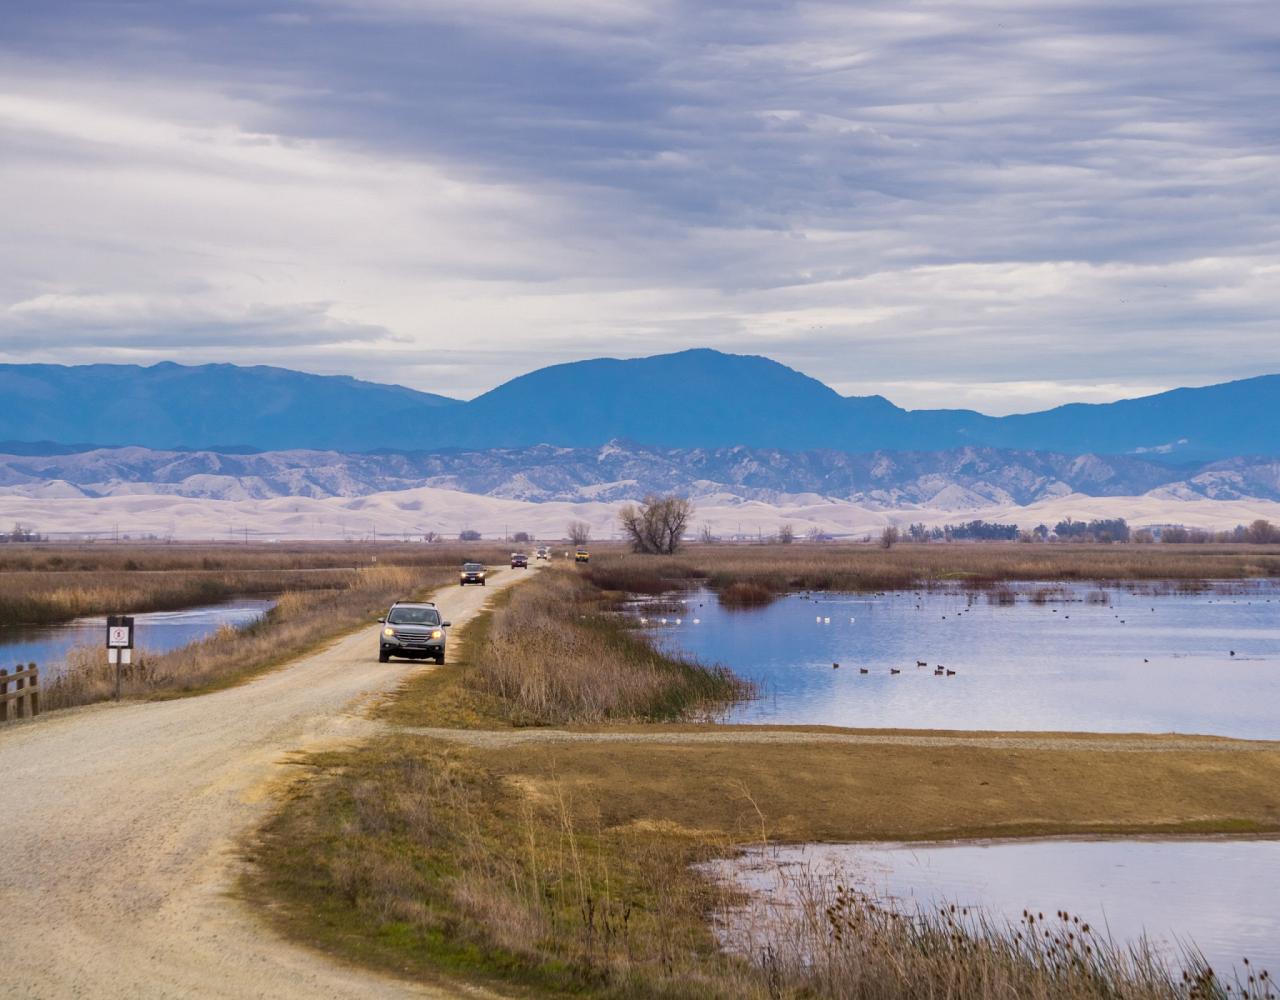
top-left (0, 599), bottom-right (276, 677)
top-left (643, 582), bottom-right (1280, 738)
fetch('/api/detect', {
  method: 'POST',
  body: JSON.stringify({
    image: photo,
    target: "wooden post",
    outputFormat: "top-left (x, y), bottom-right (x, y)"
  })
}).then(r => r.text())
top-left (0, 668), bottom-right (7, 723)
top-left (28, 662), bottom-right (38, 718)
top-left (14, 672), bottom-right (23, 720)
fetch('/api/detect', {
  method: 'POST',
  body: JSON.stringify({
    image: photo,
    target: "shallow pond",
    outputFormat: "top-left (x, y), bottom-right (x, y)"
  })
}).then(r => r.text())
top-left (642, 581), bottom-right (1280, 738)
top-left (0, 598), bottom-right (277, 678)
top-left (708, 838), bottom-right (1280, 979)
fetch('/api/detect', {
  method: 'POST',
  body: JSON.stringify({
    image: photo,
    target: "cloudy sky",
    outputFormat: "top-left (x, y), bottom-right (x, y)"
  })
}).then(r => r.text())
top-left (2, 1), bottom-right (1278, 413)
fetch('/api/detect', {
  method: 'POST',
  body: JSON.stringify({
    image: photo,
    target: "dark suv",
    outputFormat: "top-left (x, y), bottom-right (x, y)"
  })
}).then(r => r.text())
top-left (378, 601), bottom-right (451, 663)
top-left (459, 562), bottom-right (487, 586)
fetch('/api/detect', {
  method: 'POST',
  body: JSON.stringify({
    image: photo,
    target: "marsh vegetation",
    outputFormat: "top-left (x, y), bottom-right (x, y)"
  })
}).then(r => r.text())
top-left (584, 542), bottom-right (1280, 606)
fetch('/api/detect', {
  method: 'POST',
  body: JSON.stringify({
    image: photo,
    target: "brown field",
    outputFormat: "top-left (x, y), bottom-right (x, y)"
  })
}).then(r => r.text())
top-left (0, 541), bottom-right (512, 626)
top-left (585, 541), bottom-right (1280, 603)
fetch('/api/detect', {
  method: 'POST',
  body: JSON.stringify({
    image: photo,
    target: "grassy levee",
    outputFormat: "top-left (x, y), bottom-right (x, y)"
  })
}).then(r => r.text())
top-left (245, 560), bottom-right (1280, 1000)
top-left (584, 542), bottom-right (1280, 606)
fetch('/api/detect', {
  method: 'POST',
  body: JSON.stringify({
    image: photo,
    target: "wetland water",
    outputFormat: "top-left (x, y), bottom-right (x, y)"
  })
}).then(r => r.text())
top-left (0, 598), bottom-right (276, 677)
top-left (709, 838), bottom-right (1280, 977)
top-left (643, 581), bottom-right (1280, 738)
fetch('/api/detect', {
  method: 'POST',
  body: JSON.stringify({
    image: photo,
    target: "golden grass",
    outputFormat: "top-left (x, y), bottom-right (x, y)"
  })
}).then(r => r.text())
top-left (473, 736), bottom-right (1280, 843)
top-left (0, 542), bottom-right (513, 626)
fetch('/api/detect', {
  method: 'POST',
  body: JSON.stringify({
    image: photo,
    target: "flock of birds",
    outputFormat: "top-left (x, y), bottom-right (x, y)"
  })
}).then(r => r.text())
top-left (832, 658), bottom-right (957, 676)
top-left (637, 587), bottom-right (1264, 677)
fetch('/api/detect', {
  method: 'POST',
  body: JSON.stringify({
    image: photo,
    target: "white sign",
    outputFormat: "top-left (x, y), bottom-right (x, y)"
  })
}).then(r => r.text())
top-left (108, 625), bottom-right (131, 648)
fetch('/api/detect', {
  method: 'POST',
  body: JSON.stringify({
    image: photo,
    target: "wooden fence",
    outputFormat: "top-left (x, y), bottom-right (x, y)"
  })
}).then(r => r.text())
top-left (0, 663), bottom-right (39, 723)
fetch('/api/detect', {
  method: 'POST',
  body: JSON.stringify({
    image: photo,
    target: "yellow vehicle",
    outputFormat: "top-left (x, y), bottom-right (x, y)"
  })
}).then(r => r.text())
top-left (574, 548), bottom-right (590, 563)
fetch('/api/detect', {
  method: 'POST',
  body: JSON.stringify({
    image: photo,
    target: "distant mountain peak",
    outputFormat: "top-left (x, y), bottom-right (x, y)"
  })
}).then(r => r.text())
top-left (0, 353), bottom-right (1275, 460)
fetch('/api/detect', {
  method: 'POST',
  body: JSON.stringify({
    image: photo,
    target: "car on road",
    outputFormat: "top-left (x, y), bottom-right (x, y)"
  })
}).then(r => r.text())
top-left (574, 548), bottom-right (590, 563)
top-left (535, 546), bottom-right (549, 560)
top-left (459, 562), bottom-right (487, 586)
top-left (510, 552), bottom-right (528, 568)
top-left (377, 601), bottom-right (451, 663)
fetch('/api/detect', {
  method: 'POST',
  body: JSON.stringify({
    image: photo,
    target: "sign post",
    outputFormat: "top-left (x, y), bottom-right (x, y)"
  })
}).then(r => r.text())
top-left (106, 615), bottom-right (134, 701)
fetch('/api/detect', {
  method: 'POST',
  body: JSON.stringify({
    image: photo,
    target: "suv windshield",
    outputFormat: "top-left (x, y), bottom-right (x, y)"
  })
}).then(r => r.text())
top-left (463, 563), bottom-right (484, 571)
top-left (387, 607), bottom-right (440, 625)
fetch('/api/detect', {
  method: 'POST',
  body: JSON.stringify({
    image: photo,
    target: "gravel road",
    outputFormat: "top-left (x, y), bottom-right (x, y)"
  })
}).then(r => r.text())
top-left (0, 567), bottom-right (526, 1000)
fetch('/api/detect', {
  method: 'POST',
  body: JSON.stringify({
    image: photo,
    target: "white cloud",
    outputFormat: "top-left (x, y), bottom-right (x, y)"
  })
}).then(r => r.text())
top-left (1, 1), bottom-right (1279, 404)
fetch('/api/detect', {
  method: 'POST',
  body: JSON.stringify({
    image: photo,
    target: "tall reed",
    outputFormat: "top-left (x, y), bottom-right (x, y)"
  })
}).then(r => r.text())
top-left (466, 569), bottom-right (751, 725)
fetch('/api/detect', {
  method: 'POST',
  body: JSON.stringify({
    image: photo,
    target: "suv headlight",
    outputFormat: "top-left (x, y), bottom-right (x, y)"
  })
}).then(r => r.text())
top-left (383, 627), bottom-right (395, 637)
top-left (431, 629), bottom-right (442, 639)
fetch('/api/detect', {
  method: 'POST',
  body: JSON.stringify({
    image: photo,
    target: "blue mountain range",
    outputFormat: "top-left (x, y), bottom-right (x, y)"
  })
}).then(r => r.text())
top-left (1, 350), bottom-right (1275, 461)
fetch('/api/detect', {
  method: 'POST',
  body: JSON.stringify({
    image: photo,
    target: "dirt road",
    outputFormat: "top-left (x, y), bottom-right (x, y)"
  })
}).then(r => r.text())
top-left (0, 567), bottom-right (526, 1000)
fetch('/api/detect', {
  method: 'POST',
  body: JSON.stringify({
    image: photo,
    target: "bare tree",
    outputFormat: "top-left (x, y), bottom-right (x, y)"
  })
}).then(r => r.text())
top-left (777, 523), bottom-right (795, 544)
top-left (880, 525), bottom-right (899, 549)
top-left (618, 494), bottom-right (694, 554)
top-left (567, 520), bottom-right (592, 546)
top-left (1246, 519), bottom-right (1280, 544)
top-left (699, 522), bottom-right (715, 544)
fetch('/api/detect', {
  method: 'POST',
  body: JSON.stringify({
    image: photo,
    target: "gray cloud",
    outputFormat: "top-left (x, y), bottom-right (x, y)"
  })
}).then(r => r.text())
top-left (1, 0), bottom-right (1278, 410)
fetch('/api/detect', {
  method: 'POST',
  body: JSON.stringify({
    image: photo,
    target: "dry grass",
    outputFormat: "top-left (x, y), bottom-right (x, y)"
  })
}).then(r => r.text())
top-left (248, 734), bottom-right (1278, 1000)
top-left (42, 565), bottom-right (451, 709)
top-left (436, 568), bottom-right (750, 726)
top-left (246, 737), bottom-right (746, 998)
top-left (740, 876), bottom-right (1273, 1000)
top-left (585, 542), bottom-right (1280, 607)
top-left (0, 542), bottom-right (511, 626)
top-left (475, 736), bottom-right (1280, 844)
